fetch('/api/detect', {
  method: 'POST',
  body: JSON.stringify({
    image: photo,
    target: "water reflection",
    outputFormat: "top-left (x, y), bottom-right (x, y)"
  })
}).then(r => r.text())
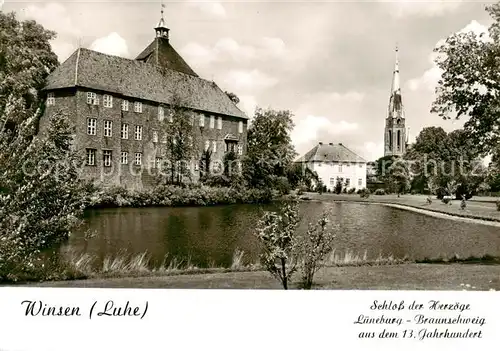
top-left (67, 202), bottom-right (500, 268)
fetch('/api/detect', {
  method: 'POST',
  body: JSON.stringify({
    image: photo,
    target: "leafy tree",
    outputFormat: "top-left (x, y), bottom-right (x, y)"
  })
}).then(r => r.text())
top-left (157, 94), bottom-right (199, 185)
top-left (286, 162), bottom-right (319, 191)
top-left (242, 108), bottom-right (296, 188)
top-left (297, 211), bottom-right (337, 289)
top-left (374, 155), bottom-right (398, 180)
top-left (255, 199), bottom-right (300, 290)
top-left (404, 126), bottom-right (485, 198)
top-left (334, 177), bottom-right (343, 194)
top-left (224, 91), bottom-right (240, 105)
top-left (386, 158), bottom-right (411, 196)
top-left (0, 12), bottom-right (59, 133)
top-left (223, 150), bottom-right (238, 178)
top-left (431, 2), bottom-right (500, 155)
top-left (0, 114), bottom-right (91, 281)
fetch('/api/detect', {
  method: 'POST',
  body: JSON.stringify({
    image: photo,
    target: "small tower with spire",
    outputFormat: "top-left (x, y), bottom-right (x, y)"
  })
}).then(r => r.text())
top-left (155, 2), bottom-right (169, 40)
top-left (384, 45), bottom-right (407, 157)
top-left (135, 1), bottom-right (198, 76)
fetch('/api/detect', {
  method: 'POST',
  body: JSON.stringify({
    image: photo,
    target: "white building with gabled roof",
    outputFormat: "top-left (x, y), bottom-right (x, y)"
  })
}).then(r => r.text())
top-left (296, 142), bottom-right (367, 191)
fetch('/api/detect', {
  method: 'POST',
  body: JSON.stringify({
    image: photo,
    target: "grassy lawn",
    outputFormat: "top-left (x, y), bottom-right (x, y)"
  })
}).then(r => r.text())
top-left (303, 193), bottom-right (500, 222)
top-left (26, 264), bottom-right (500, 290)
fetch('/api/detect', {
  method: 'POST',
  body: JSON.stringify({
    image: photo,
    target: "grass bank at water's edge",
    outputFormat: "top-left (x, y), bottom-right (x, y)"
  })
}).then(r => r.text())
top-left (6, 248), bottom-right (500, 286)
top-left (302, 193), bottom-right (500, 223)
top-left (62, 248), bottom-right (410, 280)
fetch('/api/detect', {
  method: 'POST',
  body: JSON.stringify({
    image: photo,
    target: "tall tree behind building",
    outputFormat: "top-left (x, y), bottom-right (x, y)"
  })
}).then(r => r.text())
top-left (243, 108), bottom-right (296, 188)
top-left (0, 12), bottom-right (59, 133)
top-left (432, 2), bottom-right (500, 155)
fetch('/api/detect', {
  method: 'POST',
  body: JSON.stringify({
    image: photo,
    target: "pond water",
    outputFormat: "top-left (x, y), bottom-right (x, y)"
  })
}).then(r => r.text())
top-left (65, 201), bottom-right (500, 268)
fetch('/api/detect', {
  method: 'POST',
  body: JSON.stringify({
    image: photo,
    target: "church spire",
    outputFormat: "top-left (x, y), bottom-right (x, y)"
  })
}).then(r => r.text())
top-left (155, 2), bottom-right (170, 39)
top-left (390, 44), bottom-right (400, 94)
top-left (384, 44), bottom-right (407, 158)
top-left (388, 44), bottom-right (404, 119)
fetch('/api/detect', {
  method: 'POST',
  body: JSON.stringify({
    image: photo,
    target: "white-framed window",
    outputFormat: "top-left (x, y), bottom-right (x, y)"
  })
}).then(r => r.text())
top-left (153, 130), bottom-right (158, 143)
top-left (190, 114), bottom-right (194, 126)
top-left (217, 117), bottom-right (222, 130)
top-left (103, 150), bottom-right (112, 167)
top-left (46, 92), bottom-right (55, 105)
top-left (158, 106), bottom-right (164, 121)
top-left (87, 118), bottom-right (96, 135)
top-left (103, 120), bottom-right (112, 137)
top-left (194, 163), bottom-right (199, 171)
top-left (212, 140), bottom-right (217, 153)
top-left (338, 164), bottom-right (343, 172)
top-left (238, 121), bottom-right (243, 134)
top-left (358, 178), bottom-right (362, 186)
top-left (359, 163), bottom-right (363, 168)
top-left (199, 114), bottom-right (205, 127)
top-left (135, 153), bottom-right (142, 166)
top-left (86, 149), bottom-right (96, 166)
top-left (86, 92), bottom-right (98, 105)
top-left (121, 124), bottom-right (129, 139)
top-left (168, 111), bottom-right (173, 123)
top-left (210, 115), bottom-right (215, 129)
top-left (134, 101), bottom-right (142, 113)
top-left (237, 145), bottom-right (243, 155)
top-left (155, 158), bottom-right (162, 169)
top-left (122, 100), bottom-right (129, 111)
top-left (135, 125), bottom-right (142, 140)
top-left (330, 177), bottom-right (335, 185)
top-left (346, 178), bottom-right (351, 187)
top-left (103, 94), bottom-right (113, 108)
top-left (161, 134), bottom-right (167, 144)
top-left (121, 152), bottom-right (128, 165)
top-left (205, 140), bottom-right (210, 151)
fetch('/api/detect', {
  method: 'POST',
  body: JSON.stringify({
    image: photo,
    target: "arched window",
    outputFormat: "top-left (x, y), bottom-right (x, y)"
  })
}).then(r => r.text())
top-left (397, 130), bottom-right (401, 149)
top-left (388, 130), bottom-right (392, 150)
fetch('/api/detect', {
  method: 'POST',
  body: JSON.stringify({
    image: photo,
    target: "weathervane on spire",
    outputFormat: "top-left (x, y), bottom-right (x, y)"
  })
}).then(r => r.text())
top-left (155, 0), bottom-right (169, 39)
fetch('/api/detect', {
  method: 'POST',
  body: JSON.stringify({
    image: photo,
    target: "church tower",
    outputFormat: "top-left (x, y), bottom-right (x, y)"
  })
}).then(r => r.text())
top-left (384, 46), bottom-right (407, 157)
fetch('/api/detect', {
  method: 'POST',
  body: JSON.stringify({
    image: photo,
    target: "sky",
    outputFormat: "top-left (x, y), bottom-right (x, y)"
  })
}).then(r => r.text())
top-left (0, 0), bottom-right (495, 161)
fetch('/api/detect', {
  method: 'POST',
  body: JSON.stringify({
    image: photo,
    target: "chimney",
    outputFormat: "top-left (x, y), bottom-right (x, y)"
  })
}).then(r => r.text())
top-left (319, 142), bottom-right (323, 145)
top-left (338, 143), bottom-right (343, 146)
top-left (328, 142), bottom-right (333, 145)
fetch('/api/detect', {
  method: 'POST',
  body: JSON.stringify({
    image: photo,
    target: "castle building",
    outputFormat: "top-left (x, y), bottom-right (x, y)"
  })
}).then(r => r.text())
top-left (384, 46), bottom-right (409, 157)
top-left (296, 142), bottom-right (367, 191)
top-left (39, 12), bottom-right (248, 190)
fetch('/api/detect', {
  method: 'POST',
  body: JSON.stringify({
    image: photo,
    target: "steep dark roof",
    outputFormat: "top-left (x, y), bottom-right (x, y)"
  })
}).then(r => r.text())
top-left (296, 143), bottom-right (367, 163)
top-left (44, 48), bottom-right (247, 119)
top-left (136, 37), bottom-right (198, 77)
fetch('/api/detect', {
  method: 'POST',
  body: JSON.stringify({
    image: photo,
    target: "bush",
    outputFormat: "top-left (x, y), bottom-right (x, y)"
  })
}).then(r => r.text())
top-left (255, 199), bottom-right (300, 290)
top-left (455, 184), bottom-right (474, 200)
top-left (296, 185), bottom-right (307, 196)
top-left (87, 184), bottom-right (274, 209)
top-left (442, 197), bottom-right (452, 204)
top-left (496, 199), bottom-right (500, 211)
top-left (298, 211), bottom-right (337, 289)
top-left (374, 189), bottom-right (386, 195)
top-left (274, 176), bottom-right (292, 195)
top-left (347, 188), bottom-right (356, 194)
top-left (359, 188), bottom-right (371, 198)
top-left (436, 187), bottom-right (447, 200)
